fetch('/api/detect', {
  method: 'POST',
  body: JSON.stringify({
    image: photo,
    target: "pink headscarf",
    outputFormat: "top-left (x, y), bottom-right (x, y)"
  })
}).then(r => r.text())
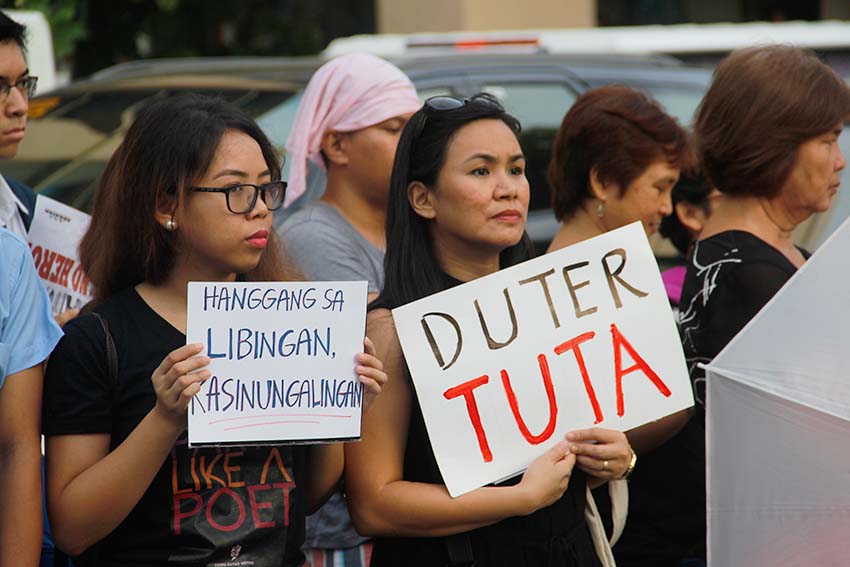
top-left (284, 53), bottom-right (421, 206)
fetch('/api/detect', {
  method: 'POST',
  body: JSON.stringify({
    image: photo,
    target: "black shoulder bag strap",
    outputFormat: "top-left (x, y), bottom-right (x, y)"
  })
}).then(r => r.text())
top-left (50, 313), bottom-right (117, 567)
top-left (90, 312), bottom-right (118, 386)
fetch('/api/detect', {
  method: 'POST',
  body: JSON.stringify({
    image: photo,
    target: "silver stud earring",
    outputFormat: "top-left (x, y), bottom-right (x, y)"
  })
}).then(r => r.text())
top-left (165, 218), bottom-right (176, 231)
top-left (596, 201), bottom-right (605, 219)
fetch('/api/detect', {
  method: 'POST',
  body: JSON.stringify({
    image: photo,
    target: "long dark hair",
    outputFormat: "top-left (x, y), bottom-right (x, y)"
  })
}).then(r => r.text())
top-left (81, 94), bottom-right (298, 301)
top-left (374, 94), bottom-right (532, 311)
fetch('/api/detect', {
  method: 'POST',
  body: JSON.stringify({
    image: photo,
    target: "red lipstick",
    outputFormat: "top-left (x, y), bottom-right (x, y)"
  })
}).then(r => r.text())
top-left (246, 229), bottom-right (269, 249)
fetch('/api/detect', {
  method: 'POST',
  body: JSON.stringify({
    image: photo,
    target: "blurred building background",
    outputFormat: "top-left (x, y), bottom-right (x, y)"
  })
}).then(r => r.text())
top-left (2, 0), bottom-right (849, 79)
top-left (378, 0), bottom-right (850, 32)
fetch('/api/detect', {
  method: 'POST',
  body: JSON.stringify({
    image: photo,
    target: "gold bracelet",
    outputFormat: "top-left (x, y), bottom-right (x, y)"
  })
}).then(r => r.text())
top-left (620, 449), bottom-right (637, 480)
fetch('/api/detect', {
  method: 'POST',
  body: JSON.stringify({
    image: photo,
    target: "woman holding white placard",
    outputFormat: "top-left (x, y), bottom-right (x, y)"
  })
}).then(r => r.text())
top-left (40, 95), bottom-right (387, 566)
top-left (344, 94), bottom-right (632, 567)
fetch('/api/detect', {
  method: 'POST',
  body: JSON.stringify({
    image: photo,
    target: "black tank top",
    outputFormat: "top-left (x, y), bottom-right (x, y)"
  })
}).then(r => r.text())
top-left (371, 273), bottom-right (602, 567)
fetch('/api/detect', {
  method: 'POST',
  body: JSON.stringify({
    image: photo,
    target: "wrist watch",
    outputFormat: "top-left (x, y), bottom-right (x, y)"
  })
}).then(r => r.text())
top-left (620, 449), bottom-right (637, 480)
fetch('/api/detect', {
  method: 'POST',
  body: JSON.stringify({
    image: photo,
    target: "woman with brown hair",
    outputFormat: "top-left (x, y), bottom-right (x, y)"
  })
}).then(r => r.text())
top-left (545, 86), bottom-right (695, 554)
top-left (547, 85), bottom-right (693, 252)
top-left (617, 46), bottom-right (850, 567)
top-left (41, 95), bottom-right (386, 566)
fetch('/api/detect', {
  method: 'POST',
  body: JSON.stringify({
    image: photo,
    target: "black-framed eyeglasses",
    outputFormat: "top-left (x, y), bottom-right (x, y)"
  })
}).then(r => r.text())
top-left (191, 181), bottom-right (287, 214)
top-left (0, 76), bottom-right (38, 101)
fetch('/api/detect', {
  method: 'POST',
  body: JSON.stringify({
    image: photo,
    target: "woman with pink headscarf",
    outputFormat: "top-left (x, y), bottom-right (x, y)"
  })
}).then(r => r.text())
top-left (277, 53), bottom-right (420, 566)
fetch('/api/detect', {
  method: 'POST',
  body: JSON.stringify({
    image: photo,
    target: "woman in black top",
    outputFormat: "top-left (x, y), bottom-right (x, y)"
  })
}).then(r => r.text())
top-left (42, 96), bottom-right (387, 566)
top-left (622, 45), bottom-right (850, 567)
top-left (344, 94), bottom-right (633, 567)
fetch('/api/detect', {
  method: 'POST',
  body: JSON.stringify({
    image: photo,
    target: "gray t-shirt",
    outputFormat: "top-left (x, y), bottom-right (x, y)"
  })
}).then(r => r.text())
top-left (277, 200), bottom-right (383, 549)
top-left (278, 201), bottom-right (384, 294)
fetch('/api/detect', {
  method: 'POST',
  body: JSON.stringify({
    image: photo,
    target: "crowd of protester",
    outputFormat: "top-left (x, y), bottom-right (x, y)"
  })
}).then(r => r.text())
top-left (2, 7), bottom-right (849, 567)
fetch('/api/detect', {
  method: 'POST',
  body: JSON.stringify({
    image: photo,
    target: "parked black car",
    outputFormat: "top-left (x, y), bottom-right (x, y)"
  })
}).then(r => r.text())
top-left (10, 52), bottom-right (845, 253)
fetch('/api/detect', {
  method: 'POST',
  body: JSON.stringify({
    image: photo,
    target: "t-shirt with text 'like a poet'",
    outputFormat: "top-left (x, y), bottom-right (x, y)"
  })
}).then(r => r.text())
top-left (43, 287), bottom-right (307, 567)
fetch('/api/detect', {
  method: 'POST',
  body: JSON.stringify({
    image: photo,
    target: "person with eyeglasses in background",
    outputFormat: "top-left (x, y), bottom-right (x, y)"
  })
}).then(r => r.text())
top-left (0, 11), bottom-right (72, 567)
top-left (41, 95), bottom-right (387, 566)
top-left (276, 53), bottom-right (420, 567)
top-left (0, 10), bottom-right (37, 240)
top-left (0, 10), bottom-right (78, 330)
top-left (344, 94), bottom-right (632, 567)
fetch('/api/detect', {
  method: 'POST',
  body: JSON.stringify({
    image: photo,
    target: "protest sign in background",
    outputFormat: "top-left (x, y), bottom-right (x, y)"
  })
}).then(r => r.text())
top-left (392, 222), bottom-right (694, 497)
top-left (706, 217), bottom-right (850, 566)
top-left (186, 281), bottom-right (367, 447)
top-left (27, 195), bottom-right (93, 314)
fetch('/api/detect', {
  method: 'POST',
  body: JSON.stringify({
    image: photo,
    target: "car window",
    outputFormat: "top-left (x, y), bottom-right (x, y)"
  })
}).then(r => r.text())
top-left (417, 86), bottom-right (453, 101)
top-left (13, 88), bottom-right (297, 212)
top-left (483, 83), bottom-right (577, 212)
top-left (256, 91), bottom-right (303, 153)
top-left (637, 84), bottom-right (703, 127)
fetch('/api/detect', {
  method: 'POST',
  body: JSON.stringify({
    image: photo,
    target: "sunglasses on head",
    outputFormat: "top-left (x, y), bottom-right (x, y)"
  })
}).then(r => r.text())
top-left (423, 94), bottom-right (504, 113)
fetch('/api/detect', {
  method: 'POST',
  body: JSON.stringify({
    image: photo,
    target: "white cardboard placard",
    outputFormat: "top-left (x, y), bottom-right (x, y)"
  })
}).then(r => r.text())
top-left (187, 281), bottom-right (368, 447)
top-left (26, 195), bottom-right (93, 314)
top-left (392, 222), bottom-right (694, 497)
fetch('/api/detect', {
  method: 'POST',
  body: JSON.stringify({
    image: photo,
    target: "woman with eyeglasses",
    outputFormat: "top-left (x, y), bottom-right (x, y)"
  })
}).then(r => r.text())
top-left (344, 94), bottom-right (631, 567)
top-left (41, 95), bottom-right (387, 566)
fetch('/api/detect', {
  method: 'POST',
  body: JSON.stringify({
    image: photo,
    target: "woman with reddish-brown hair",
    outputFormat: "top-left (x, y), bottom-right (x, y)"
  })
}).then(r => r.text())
top-left (546, 85), bottom-right (698, 565)
top-left (617, 46), bottom-right (850, 567)
top-left (41, 95), bottom-right (387, 566)
top-left (547, 85), bottom-right (694, 251)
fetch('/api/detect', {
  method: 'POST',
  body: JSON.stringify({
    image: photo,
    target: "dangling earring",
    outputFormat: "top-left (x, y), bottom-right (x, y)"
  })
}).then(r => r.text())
top-left (596, 201), bottom-right (605, 219)
top-left (165, 217), bottom-right (177, 231)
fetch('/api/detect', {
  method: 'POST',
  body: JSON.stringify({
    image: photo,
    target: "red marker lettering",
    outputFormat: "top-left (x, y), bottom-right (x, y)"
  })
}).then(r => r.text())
top-left (444, 375), bottom-right (493, 462)
top-left (554, 332), bottom-right (603, 424)
top-left (501, 354), bottom-right (558, 444)
top-left (611, 323), bottom-right (671, 416)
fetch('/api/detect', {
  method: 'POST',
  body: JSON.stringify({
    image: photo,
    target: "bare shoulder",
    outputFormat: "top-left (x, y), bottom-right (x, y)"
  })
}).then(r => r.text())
top-left (367, 309), bottom-right (399, 346)
top-left (367, 307), bottom-right (395, 327)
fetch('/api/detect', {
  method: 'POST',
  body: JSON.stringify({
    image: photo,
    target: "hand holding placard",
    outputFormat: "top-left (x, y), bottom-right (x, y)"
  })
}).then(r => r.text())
top-left (356, 337), bottom-right (388, 413)
top-left (150, 343), bottom-right (210, 433)
top-left (515, 438), bottom-right (576, 512)
top-left (186, 281), bottom-right (368, 447)
top-left (392, 222), bottom-right (693, 497)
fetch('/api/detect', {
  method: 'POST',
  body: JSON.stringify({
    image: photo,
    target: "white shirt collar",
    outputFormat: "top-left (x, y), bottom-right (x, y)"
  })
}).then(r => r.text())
top-left (0, 174), bottom-right (29, 238)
